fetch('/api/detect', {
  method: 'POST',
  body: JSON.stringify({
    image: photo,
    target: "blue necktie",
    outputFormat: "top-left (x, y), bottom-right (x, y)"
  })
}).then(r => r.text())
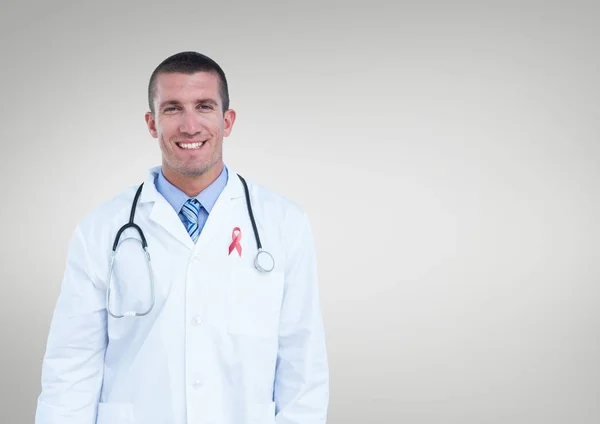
top-left (181, 199), bottom-right (201, 242)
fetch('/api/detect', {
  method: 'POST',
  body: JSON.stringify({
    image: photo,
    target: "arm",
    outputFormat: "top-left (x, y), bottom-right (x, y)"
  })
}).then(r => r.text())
top-left (35, 225), bottom-right (108, 424)
top-left (275, 213), bottom-right (329, 423)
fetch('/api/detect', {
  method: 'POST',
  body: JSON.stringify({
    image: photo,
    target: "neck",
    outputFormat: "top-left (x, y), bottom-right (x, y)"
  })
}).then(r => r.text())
top-left (162, 161), bottom-right (224, 197)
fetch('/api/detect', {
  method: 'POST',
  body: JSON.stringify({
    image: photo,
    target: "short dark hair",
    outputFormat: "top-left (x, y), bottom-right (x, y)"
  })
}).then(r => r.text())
top-left (147, 51), bottom-right (230, 114)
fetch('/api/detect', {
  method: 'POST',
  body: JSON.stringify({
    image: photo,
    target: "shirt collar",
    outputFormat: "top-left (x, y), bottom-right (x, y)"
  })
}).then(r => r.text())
top-left (155, 165), bottom-right (229, 214)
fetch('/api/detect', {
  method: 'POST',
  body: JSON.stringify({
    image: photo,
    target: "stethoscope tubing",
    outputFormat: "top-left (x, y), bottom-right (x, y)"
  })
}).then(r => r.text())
top-left (107, 173), bottom-right (274, 318)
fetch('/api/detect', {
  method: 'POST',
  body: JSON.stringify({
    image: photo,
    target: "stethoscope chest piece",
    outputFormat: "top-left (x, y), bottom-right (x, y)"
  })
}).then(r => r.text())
top-left (254, 248), bottom-right (275, 273)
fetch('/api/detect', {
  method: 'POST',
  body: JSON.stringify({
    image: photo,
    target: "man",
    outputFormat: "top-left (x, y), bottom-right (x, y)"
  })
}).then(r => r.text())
top-left (35, 51), bottom-right (329, 424)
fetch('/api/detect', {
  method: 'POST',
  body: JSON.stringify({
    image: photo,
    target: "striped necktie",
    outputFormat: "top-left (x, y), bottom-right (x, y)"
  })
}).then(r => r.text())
top-left (181, 198), bottom-right (201, 242)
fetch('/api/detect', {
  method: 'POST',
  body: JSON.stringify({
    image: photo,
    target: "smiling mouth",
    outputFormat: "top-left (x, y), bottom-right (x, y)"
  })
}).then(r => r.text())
top-left (176, 141), bottom-right (205, 150)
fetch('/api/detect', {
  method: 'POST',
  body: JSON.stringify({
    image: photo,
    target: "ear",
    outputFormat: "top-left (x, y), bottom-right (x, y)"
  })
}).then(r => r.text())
top-left (223, 109), bottom-right (236, 137)
top-left (145, 111), bottom-right (158, 138)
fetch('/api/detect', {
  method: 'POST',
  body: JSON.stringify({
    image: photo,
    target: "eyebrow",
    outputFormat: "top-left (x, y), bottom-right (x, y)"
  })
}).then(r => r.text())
top-left (159, 98), bottom-right (219, 109)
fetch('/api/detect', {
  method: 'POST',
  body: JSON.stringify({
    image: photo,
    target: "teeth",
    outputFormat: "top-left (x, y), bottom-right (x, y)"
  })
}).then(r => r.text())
top-left (178, 142), bottom-right (204, 149)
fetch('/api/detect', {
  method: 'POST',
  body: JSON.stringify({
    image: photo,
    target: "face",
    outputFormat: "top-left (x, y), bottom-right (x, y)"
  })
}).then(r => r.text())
top-left (145, 71), bottom-right (236, 179)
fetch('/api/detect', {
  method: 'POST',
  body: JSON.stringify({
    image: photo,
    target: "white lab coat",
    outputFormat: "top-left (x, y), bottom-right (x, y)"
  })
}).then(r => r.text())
top-left (35, 166), bottom-right (329, 424)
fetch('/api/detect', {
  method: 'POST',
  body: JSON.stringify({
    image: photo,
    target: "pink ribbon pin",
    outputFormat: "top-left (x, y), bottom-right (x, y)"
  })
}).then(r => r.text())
top-left (228, 227), bottom-right (242, 257)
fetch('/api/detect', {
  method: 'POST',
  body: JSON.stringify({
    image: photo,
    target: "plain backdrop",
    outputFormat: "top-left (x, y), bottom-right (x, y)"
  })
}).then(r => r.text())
top-left (1, 0), bottom-right (599, 423)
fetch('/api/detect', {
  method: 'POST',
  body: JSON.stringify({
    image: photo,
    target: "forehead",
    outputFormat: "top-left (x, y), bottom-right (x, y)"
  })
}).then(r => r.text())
top-left (153, 71), bottom-right (221, 101)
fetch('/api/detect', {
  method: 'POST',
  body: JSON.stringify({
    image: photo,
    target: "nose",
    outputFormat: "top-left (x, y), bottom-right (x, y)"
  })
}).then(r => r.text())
top-left (179, 110), bottom-right (201, 135)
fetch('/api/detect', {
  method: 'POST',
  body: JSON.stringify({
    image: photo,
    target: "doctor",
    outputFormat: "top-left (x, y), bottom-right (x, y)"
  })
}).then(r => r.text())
top-left (35, 51), bottom-right (329, 424)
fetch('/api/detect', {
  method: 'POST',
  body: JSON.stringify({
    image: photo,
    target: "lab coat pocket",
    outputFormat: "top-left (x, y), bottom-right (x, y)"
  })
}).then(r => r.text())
top-left (96, 402), bottom-right (135, 424)
top-left (228, 267), bottom-right (284, 338)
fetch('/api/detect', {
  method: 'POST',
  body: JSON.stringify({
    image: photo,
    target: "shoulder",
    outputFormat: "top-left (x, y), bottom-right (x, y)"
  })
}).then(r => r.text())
top-left (75, 183), bottom-right (140, 237)
top-left (236, 173), bottom-right (314, 256)
top-left (240, 174), bottom-right (309, 226)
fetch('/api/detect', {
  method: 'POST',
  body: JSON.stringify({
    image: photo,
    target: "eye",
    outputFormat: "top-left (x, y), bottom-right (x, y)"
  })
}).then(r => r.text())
top-left (198, 104), bottom-right (214, 110)
top-left (163, 106), bottom-right (179, 113)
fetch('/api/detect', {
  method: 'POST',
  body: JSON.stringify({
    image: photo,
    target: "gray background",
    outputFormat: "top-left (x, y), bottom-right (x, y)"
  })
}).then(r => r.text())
top-left (1, 0), bottom-right (599, 423)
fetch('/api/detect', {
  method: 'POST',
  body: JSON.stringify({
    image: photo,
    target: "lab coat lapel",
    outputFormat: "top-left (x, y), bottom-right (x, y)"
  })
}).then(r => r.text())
top-left (194, 170), bottom-right (244, 254)
top-left (139, 167), bottom-right (196, 251)
top-left (149, 197), bottom-right (195, 250)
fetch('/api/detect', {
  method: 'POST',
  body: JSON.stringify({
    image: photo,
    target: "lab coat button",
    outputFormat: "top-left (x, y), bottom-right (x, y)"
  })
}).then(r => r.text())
top-left (192, 379), bottom-right (202, 389)
top-left (192, 316), bottom-right (202, 325)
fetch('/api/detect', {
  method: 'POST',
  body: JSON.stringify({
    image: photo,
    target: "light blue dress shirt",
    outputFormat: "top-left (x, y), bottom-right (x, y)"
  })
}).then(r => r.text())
top-left (154, 165), bottom-right (229, 236)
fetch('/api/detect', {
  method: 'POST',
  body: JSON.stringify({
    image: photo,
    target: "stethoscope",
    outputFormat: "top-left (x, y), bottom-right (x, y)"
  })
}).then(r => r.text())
top-left (106, 173), bottom-right (275, 319)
